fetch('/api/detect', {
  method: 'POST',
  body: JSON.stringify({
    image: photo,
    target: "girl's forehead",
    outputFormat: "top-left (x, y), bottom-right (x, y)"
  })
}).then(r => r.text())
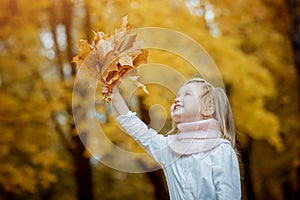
top-left (177, 82), bottom-right (203, 94)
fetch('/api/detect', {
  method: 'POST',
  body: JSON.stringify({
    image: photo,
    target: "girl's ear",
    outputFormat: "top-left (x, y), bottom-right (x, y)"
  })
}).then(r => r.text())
top-left (201, 103), bottom-right (215, 117)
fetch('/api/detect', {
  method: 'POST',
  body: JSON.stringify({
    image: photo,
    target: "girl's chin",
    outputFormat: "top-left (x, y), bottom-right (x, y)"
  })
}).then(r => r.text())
top-left (171, 114), bottom-right (182, 123)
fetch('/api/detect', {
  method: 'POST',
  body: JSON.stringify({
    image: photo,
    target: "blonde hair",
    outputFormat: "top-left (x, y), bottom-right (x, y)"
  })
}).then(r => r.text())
top-left (169, 77), bottom-right (236, 147)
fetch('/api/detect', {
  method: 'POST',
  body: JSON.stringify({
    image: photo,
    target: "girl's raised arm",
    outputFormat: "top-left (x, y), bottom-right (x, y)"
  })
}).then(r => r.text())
top-left (101, 84), bottom-right (129, 116)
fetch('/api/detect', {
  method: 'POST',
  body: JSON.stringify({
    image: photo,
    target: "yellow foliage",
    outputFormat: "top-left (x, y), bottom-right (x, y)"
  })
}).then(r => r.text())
top-left (38, 170), bottom-right (58, 189)
top-left (0, 164), bottom-right (37, 193)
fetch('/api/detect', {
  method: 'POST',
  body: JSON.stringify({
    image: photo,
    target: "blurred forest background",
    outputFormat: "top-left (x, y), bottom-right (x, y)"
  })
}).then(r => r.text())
top-left (0, 0), bottom-right (300, 199)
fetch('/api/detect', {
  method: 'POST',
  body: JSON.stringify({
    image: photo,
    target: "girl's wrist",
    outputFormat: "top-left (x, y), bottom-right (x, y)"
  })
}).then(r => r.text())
top-left (110, 86), bottom-right (122, 101)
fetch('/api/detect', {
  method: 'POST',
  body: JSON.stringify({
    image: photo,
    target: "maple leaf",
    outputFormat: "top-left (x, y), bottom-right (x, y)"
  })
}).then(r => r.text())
top-left (72, 16), bottom-right (148, 101)
top-left (119, 55), bottom-right (133, 66)
top-left (93, 31), bottom-right (108, 45)
top-left (128, 76), bottom-right (149, 95)
top-left (72, 40), bottom-right (94, 69)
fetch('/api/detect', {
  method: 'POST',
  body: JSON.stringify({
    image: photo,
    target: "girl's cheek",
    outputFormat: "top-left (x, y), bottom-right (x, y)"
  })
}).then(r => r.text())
top-left (171, 114), bottom-right (180, 123)
top-left (170, 104), bottom-right (175, 111)
top-left (170, 108), bottom-right (175, 117)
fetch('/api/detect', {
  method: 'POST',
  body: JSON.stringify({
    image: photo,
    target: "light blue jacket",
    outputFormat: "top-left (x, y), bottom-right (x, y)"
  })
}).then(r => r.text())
top-left (117, 111), bottom-right (241, 200)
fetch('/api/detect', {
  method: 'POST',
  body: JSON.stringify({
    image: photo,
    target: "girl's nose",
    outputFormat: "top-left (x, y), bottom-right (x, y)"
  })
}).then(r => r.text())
top-left (174, 98), bottom-right (180, 104)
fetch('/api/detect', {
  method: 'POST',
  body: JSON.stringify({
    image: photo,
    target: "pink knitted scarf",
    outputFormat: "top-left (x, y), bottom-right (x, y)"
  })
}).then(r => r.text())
top-left (167, 118), bottom-right (229, 155)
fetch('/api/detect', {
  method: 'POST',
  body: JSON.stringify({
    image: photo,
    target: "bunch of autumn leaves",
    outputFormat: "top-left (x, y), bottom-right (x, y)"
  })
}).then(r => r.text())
top-left (72, 16), bottom-right (148, 101)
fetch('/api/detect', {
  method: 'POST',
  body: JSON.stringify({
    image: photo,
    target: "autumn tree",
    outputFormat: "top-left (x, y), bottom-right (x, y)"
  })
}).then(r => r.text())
top-left (212, 0), bottom-right (300, 199)
top-left (44, 0), bottom-right (95, 199)
top-left (0, 0), bottom-right (70, 199)
top-left (0, 0), bottom-right (94, 199)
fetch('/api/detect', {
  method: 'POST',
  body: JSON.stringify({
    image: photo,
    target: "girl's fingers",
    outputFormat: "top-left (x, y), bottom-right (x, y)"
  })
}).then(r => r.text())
top-left (102, 83), bottom-right (115, 96)
top-left (102, 89), bottom-right (109, 94)
top-left (101, 89), bottom-right (107, 94)
top-left (101, 84), bottom-right (109, 94)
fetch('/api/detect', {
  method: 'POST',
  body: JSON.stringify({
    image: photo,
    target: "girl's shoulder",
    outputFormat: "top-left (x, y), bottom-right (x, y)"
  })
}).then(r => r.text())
top-left (211, 141), bottom-right (234, 154)
top-left (209, 142), bottom-right (238, 163)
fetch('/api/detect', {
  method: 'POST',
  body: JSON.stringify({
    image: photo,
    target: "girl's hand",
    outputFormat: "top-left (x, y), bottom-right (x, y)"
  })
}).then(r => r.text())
top-left (101, 83), bottom-right (115, 102)
top-left (101, 83), bottom-right (111, 96)
top-left (101, 83), bottom-right (121, 102)
top-left (101, 83), bottom-right (129, 115)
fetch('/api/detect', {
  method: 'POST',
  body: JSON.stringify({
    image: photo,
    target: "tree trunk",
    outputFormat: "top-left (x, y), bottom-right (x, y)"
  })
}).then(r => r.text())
top-left (48, 1), bottom-right (95, 199)
top-left (285, 0), bottom-right (300, 199)
top-left (145, 170), bottom-right (169, 200)
top-left (286, 0), bottom-right (300, 111)
top-left (240, 137), bottom-right (255, 200)
top-left (70, 79), bottom-right (94, 200)
top-left (71, 132), bottom-right (94, 200)
top-left (138, 95), bottom-right (170, 200)
top-left (62, 0), bottom-right (76, 76)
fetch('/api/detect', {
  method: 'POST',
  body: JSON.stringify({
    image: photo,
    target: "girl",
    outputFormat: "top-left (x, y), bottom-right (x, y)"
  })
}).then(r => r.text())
top-left (102, 77), bottom-right (241, 200)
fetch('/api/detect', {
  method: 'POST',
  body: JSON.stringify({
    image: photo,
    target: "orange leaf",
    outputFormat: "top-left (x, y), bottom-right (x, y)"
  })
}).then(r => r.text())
top-left (119, 55), bottom-right (133, 66)
top-left (72, 39), bottom-right (94, 69)
top-left (133, 49), bottom-right (148, 67)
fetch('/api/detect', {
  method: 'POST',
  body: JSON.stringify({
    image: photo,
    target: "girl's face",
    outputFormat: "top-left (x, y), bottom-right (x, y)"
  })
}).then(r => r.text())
top-left (170, 82), bottom-right (204, 123)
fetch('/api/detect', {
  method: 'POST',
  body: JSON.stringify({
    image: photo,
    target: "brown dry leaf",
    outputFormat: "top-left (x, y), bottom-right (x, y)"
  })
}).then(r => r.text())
top-left (93, 31), bottom-right (108, 45)
top-left (119, 55), bottom-right (133, 66)
top-left (72, 16), bottom-right (148, 101)
top-left (72, 40), bottom-right (94, 69)
top-left (133, 49), bottom-right (148, 66)
top-left (128, 76), bottom-right (149, 95)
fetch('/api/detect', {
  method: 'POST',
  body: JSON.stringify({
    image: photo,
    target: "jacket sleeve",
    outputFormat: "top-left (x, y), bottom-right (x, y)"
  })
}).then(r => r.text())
top-left (211, 143), bottom-right (241, 200)
top-left (116, 111), bottom-right (171, 165)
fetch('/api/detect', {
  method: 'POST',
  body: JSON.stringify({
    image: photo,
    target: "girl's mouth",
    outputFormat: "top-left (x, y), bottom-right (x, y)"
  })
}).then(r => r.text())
top-left (174, 104), bottom-right (182, 111)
